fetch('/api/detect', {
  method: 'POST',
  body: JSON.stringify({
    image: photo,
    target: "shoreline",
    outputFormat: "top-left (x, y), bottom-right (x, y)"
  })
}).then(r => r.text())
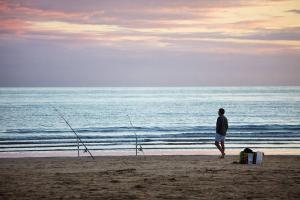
top-left (1, 148), bottom-right (299, 158)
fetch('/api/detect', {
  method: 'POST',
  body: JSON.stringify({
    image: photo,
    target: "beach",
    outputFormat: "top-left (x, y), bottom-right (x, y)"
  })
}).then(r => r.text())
top-left (0, 155), bottom-right (299, 200)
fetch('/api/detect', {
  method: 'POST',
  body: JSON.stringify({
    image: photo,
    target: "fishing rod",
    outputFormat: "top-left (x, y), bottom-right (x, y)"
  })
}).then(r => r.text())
top-left (127, 115), bottom-right (143, 156)
top-left (50, 104), bottom-right (95, 160)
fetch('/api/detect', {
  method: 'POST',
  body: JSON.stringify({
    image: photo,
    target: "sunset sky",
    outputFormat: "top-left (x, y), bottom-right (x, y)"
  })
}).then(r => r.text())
top-left (0, 0), bottom-right (300, 86)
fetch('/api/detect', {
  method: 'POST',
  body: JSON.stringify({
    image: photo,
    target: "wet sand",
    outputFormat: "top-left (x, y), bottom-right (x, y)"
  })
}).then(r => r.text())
top-left (0, 155), bottom-right (299, 200)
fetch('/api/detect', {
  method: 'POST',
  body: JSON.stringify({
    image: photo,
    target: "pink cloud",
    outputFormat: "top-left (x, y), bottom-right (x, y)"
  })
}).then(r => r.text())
top-left (0, 19), bottom-right (31, 34)
top-left (0, 0), bottom-right (299, 55)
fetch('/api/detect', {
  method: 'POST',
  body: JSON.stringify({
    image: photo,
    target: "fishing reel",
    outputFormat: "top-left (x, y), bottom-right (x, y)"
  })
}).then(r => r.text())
top-left (138, 144), bottom-right (143, 152)
top-left (138, 144), bottom-right (144, 155)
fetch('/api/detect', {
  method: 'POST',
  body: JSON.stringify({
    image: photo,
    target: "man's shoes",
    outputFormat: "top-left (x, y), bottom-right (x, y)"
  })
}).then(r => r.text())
top-left (219, 152), bottom-right (225, 159)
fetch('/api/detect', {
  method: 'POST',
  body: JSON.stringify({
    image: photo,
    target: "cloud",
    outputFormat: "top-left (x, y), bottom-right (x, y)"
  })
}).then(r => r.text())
top-left (0, 0), bottom-right (299, 86)
top-left (0, 1), bottom-right (97, 24)
top-left (239, 27), bottom-right (300, 41)
top-left (0, 19), bottom-right (30, 34)
top-left (287, 9), bottom-right (300, 14)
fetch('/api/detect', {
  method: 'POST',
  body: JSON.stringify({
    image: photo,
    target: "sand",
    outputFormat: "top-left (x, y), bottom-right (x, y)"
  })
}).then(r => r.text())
top-left (0, 155), bottom-right (299, 200)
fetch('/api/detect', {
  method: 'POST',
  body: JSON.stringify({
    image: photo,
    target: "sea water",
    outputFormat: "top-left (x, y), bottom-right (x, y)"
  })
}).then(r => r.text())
top-left (0, 87), bottom-right (300, 156)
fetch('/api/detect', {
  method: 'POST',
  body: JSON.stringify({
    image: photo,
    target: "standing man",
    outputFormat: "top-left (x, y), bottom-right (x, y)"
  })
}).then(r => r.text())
top-left (215, 108), bottom-right (228, 158)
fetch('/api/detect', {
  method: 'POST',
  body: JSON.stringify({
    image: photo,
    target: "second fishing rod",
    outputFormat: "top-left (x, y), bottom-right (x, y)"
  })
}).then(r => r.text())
top-left (50, 104), bottom-right (95, 160)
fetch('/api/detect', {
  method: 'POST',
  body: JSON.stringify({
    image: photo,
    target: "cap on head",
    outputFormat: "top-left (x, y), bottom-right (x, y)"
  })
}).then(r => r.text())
top-left (219, 108), bottom-right (225, 115)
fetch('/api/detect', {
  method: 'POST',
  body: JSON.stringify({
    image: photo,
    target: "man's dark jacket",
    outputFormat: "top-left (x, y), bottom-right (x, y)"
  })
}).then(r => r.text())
top-left (216, 115), bottom-right (228, 136)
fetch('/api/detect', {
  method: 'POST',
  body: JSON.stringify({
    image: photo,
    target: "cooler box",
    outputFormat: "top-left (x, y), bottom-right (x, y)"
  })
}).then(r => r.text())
top-left (239, 151), bottom-right (263, 164)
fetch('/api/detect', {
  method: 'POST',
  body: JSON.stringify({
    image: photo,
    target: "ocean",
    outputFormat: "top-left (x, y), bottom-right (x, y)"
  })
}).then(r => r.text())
top-left (0, 87), bottom-right (300, 157)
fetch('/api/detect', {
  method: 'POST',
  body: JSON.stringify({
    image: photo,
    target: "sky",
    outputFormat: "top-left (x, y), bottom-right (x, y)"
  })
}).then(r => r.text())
top-left (0, 0), bottom-right (300, 86)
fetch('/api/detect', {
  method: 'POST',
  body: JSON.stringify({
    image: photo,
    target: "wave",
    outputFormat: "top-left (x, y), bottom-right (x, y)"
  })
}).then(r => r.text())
top-left (1, 146), bottom-right (300, 153)
top-left (2, 124), bottom-right (300, 134)
top-left (1, 124), bottom-right (300, 152)
top-left (1, 133), bottom-right (300, 142)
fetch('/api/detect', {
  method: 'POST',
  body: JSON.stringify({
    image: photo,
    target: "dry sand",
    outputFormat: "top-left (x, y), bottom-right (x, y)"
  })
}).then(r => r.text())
top-left (0, 155), bottom-right (299, 200)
